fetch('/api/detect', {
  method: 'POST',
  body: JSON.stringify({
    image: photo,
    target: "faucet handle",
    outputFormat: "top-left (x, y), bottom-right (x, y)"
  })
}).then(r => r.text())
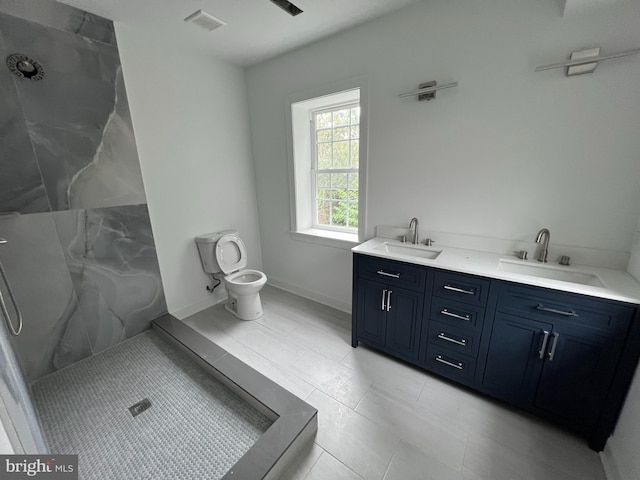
top-left (514, 250), bottom-right (528, 260)
top-left (397, 235), bottom-right (407, 243)
top-left (559, 255), bottom-right (571, 266)
top-left (424, 238), bottom-right (435, 247)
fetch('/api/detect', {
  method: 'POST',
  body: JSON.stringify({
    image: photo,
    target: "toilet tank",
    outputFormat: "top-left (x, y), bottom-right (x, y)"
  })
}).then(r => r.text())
top-left (194, 230), bottom-right (237, 274)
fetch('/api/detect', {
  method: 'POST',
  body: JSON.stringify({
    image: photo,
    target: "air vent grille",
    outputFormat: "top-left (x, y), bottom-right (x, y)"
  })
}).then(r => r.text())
top-left (184, 10), bottom-right (227, 31)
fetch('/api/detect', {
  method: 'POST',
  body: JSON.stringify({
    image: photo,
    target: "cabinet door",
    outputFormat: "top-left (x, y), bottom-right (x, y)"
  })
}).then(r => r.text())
top-left (534, 323), bottom-right (624, 429)
top-left (385, 287), bottom-right (423, 360)
top-left (482, 313), bottom-right (551, 406)
top-left (356, 278), bottom-right (387, 347)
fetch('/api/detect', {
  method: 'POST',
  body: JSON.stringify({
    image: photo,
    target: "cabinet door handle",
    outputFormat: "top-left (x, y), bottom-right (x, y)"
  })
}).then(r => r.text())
top-left (381, 289), bottom-right (387, 311)
top-left (377, 270), bottom-right (400, 279)
top-left (536, 304), bottom-right (579, 318)
top-left (435, 355), bottom-right (464, 370)
top-left (548, 333), bottom-right (560, 361)
top-left (538, 330), bottom-right (550, 360)
top-left (386, 290), bottom-right (392, 312)
top-left (444, 285), bottom-right (475, 295)
top-left (440, 309), bottom-right (471, 321)
top-left (437, 333), bottom-right (467, 346)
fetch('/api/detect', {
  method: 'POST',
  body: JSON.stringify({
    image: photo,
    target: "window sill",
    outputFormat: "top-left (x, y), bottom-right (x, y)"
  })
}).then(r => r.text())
top-left (290, 228), bottom-right (359, 250)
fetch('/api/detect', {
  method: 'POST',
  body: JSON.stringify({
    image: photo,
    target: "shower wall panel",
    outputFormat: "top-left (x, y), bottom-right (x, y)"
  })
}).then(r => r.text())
top-left (53, 205), bottom-right (166, 355)
top-left (0, 13), bottom-right (146, 212)
top-left (0, 212), bottom-right (90, 381)
top-left (0, 0), bottom-right (116, 46)
top-left (0, 34), bottom-right (50, 213)
top-left (0, 2), bottom-right (166, 383)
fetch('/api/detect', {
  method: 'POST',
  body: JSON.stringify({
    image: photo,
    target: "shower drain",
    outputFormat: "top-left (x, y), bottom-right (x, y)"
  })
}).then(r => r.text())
top-left (128, 398), bottom-right (152, 417)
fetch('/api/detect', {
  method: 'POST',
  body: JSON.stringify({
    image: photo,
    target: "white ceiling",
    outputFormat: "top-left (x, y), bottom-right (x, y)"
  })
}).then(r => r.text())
top-left (57, 0), bottom-right (423, 66)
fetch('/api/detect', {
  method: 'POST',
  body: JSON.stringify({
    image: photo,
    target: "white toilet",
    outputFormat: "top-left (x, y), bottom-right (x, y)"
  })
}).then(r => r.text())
top-left (195, 230), bottom-right (267, 321)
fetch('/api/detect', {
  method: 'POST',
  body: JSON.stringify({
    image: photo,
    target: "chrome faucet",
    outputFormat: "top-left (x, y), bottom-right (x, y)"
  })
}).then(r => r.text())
top-left (409, 217), bottom-right (419, 245)
top-left (535, 228), bottom-right (550, 263)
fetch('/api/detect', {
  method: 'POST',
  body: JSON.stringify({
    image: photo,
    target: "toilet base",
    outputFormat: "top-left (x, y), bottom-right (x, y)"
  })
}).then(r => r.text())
top-left (225, 293), bottom-right (264, 321)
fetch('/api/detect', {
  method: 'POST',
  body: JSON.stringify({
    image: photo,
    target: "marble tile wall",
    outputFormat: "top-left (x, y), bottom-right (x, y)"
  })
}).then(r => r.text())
top-left (0, 0), bottom-right (116, 46)
top-left (0, 12), bottom-right (145, 213)
top-left (0, 4), bottom-right (166, 383)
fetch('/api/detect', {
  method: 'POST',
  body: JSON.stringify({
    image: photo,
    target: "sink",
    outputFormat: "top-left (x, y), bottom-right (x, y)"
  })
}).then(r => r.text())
top-left (374, 242), bottom-right (442, 260)
top-left (498, 259), bottom-right (605, 288)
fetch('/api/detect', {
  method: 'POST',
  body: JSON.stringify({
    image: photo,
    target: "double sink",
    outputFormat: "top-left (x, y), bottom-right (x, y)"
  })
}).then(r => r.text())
top-left (369, 240), bottom-right (605, 288)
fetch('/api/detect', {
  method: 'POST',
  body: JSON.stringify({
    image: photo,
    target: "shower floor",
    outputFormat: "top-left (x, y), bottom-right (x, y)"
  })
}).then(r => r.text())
top-left (30, 330), bottom-right (273, 480)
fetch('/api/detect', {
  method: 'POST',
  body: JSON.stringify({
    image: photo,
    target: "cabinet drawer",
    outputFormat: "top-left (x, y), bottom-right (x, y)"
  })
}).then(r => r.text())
top-left (356, 254), bottom-right (427, 292)
top-left (433, 270), bottom-right (490, 306)
top-left (497, 283), bottom-right (634, 338)
top-left (425, 345), bottom-right (477, 382)
top-left (430, 298), bottom-right (485, 331)
top-left (428, 321), bottom-right (480, 356)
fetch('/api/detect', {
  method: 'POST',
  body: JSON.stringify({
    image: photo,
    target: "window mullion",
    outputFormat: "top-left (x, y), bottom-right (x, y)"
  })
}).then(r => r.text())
top-left (312, 168), bottom-right (358, 174)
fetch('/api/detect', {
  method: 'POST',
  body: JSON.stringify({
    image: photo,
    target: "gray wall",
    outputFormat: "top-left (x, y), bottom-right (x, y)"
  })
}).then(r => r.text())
top-left (0, 2), bottom-right (166, 382)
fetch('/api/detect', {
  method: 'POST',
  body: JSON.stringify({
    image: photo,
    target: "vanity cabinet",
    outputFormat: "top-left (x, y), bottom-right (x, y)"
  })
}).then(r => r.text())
top-left (351, 251), bottom-right (640, 451)
top-left (482, 283), bottom-right (634, 434)
top-left (422, 271), bottom-right (491, 385)
top-left (352, 254), bottom-right (426, 362)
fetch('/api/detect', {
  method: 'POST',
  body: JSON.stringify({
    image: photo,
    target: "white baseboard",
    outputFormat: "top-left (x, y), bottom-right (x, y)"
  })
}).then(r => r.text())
top-left (169, 294), bottom-right (226, 320)
top-left (266, 276), bottom-right (352, 314)
top-left (171, 277), bottom-right (351, 319)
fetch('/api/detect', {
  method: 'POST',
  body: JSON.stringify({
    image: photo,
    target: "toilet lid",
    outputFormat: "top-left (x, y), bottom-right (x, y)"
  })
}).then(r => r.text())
top-left (215, 233), bottom-right (247, 274)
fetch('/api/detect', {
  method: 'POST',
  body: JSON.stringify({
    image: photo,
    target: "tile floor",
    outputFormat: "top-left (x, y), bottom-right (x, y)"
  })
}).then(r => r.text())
top-left (183, 285), bottom-right (607, 480)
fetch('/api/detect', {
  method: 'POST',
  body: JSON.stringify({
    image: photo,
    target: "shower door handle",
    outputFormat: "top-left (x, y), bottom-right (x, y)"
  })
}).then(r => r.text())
top-left (0, 238), bottom-right (23, 336)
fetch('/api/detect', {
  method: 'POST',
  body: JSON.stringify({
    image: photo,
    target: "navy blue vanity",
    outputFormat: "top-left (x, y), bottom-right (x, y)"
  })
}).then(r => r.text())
top-left (351, 252), bottom-right (640, 451)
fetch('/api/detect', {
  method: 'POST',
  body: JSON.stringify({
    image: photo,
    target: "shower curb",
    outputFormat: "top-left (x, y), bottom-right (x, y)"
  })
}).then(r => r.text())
top-left (153, 314), bottom-right (318, 480)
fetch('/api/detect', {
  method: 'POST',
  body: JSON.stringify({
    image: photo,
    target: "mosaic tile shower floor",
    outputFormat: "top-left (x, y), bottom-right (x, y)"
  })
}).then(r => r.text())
top-left (31, 330), bottom-right (272, 480)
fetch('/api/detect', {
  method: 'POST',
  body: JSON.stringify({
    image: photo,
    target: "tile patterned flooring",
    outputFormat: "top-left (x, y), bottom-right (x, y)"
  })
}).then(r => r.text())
top-left (183, 285), bottom-right (606, 480)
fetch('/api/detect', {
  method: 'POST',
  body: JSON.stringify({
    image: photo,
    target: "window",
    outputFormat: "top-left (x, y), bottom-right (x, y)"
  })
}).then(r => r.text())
top-left (312, 103), bottom-right (360, 232)
top-left (289, 83), bottom-right (367, 248)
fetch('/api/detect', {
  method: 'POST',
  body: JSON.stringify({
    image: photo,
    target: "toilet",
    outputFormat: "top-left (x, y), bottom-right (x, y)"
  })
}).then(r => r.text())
top-left (195, 230), bottom-right (267, 321)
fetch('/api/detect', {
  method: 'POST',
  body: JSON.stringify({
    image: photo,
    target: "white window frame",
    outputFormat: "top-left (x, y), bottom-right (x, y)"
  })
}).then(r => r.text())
top-left (310, 101), bottom-right (360, 233)
top-left (286, 77), bottom-right (368, 249)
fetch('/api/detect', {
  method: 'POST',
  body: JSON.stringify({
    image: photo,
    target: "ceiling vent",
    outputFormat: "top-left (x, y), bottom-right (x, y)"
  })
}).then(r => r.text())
top-left (184, 10), bottom-right (227, 31)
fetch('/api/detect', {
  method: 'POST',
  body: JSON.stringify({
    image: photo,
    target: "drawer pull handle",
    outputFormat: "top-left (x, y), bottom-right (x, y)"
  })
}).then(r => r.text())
top-left (440, 309), bottom-right (471, 321)
top-left (381, 289), bottom-right (386, 311)
top-left (548, 333), bottom-right (560, 361)
top-left (386, 290), bottom-right (392, 312)
top-left (444, 285), bottom-right (475, 295)
top-left (538, 330), bottom-right (550, 360)
top-left (437, 333), bottom-right (467, 346)
top-left (435, 355), bottom-right (464, 370)
top-left (377, 270), bottom-right (400, 279)
top-left (536, 304), bottom-right (579, 318)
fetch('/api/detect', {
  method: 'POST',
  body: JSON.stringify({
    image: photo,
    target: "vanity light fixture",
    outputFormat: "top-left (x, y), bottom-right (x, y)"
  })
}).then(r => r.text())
top-left (535, 47), bottom-right (640, 76)
top-left (398, 80), bottom-right (459, 102)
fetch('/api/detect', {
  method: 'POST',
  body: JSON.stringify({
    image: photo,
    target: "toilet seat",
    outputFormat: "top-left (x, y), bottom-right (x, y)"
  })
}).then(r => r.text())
top-left (215, 233), bottom-right (247, 274)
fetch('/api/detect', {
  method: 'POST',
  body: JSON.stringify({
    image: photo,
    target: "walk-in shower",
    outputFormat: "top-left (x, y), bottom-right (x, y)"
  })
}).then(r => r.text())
top-left (0, 1), bottom-right (316, 477)
top-left (28, 316), bottom-right (317, 479)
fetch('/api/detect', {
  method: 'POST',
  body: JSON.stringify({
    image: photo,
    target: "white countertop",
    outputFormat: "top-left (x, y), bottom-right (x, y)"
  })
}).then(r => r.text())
top-left (352, 237), bottom-right (640, 305)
